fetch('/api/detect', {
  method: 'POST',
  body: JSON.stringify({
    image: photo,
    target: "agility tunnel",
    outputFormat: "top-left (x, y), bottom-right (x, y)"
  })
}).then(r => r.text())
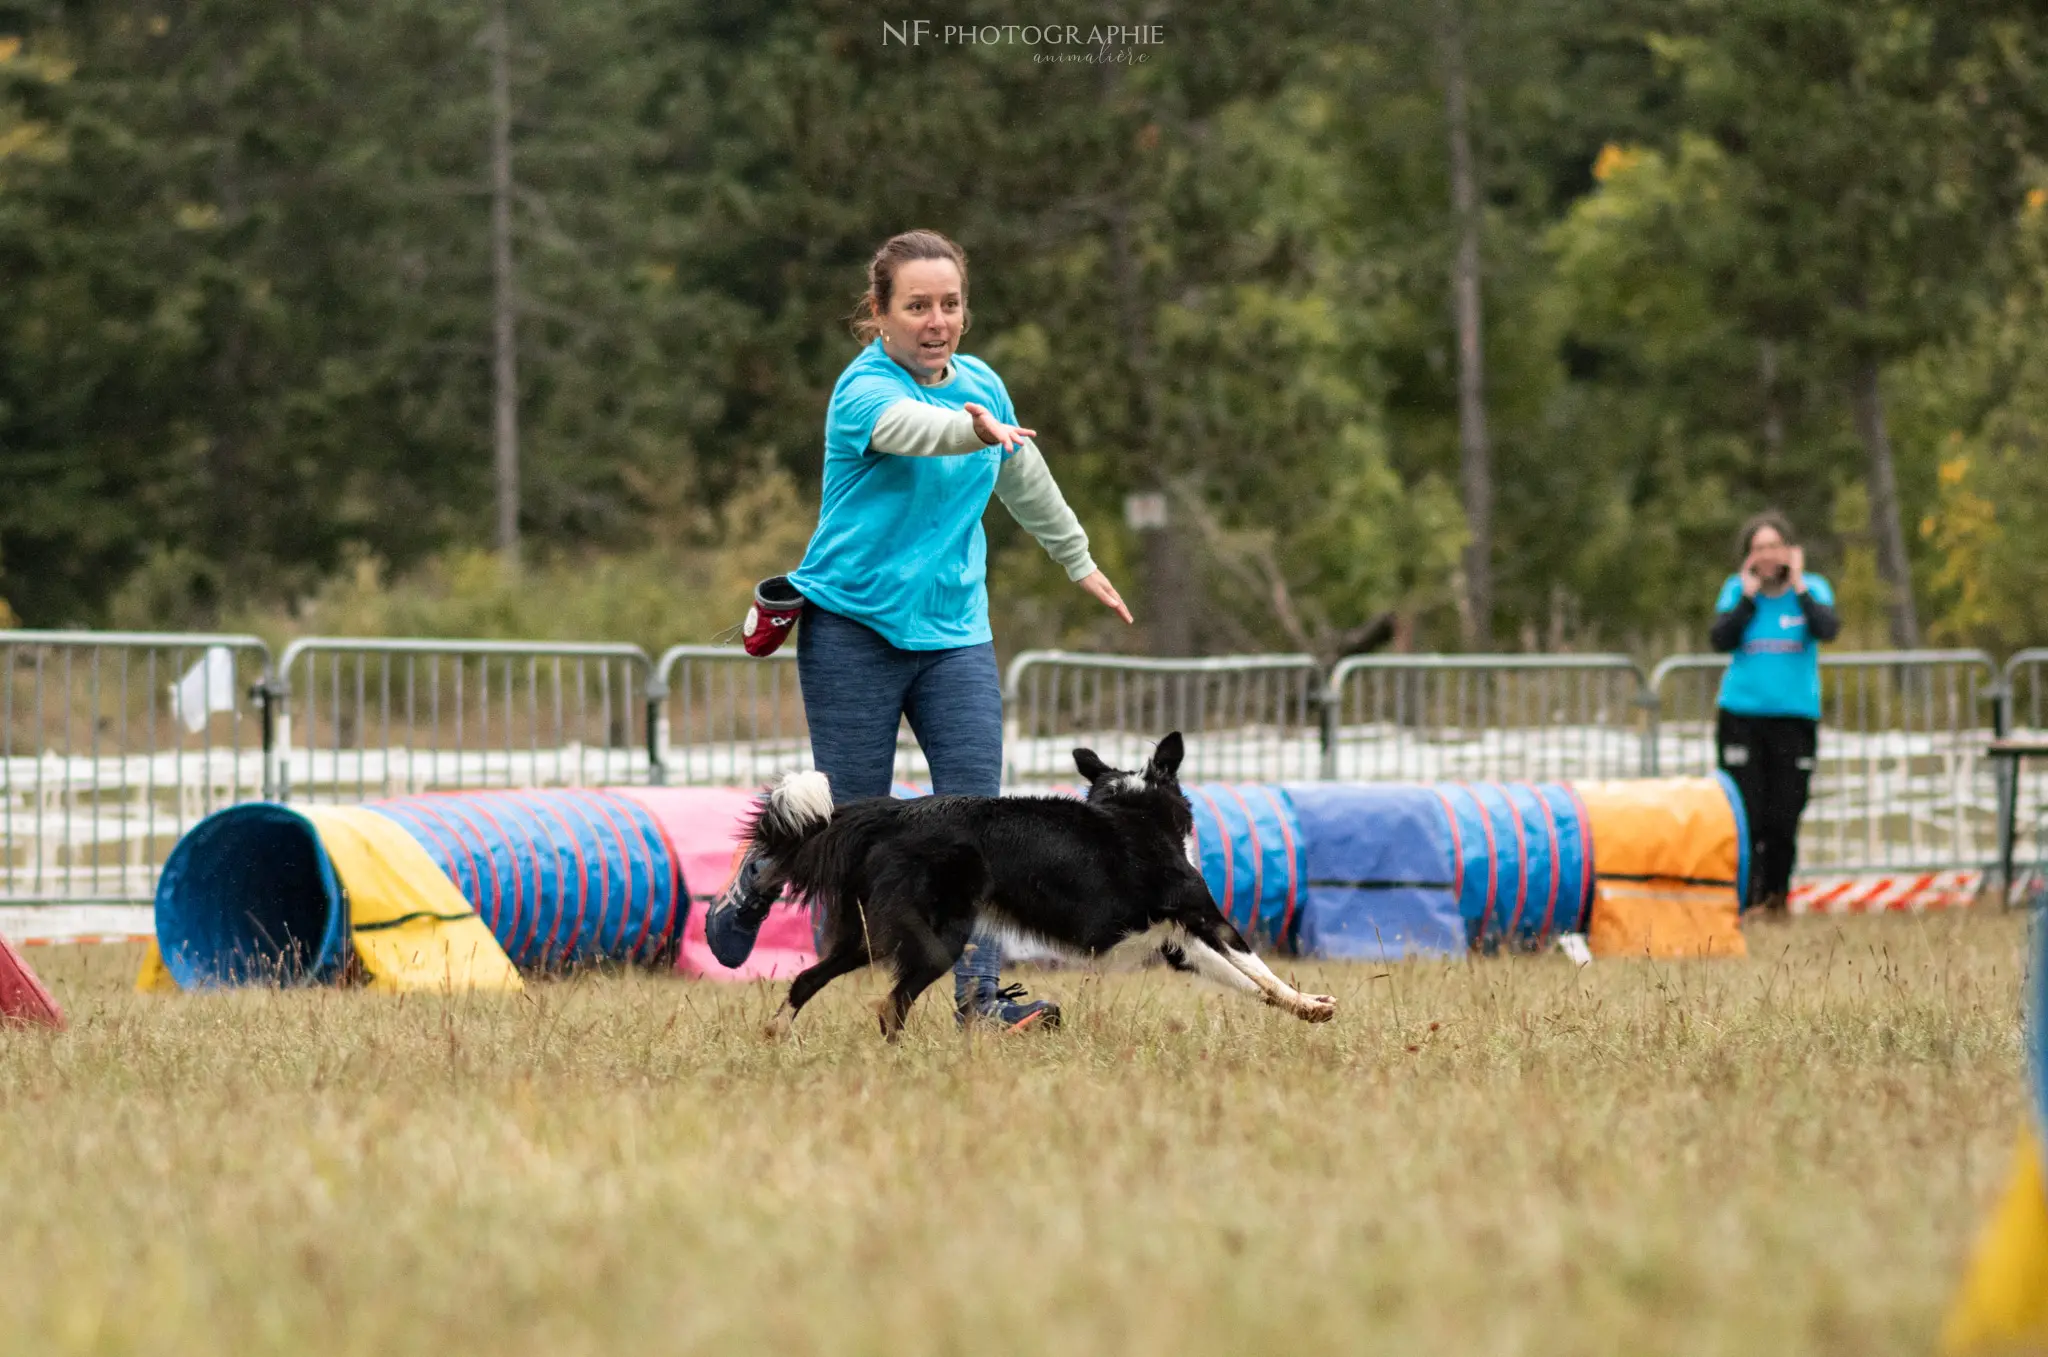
top-left (146, 773), bottom-right (1753, 986)
top-left (1288, 784), bottom-right (1464, 960)
top-left (1575, 775), bottom-right (1748, 959)
top-left (152, 788), bottom-right (692, 990)
top-left (1285, 783), bottom-right (1594, 961)
top-left (149, 780), bottom-right (969, 992)
top-left (1203, 778), bottom-right (1733, 962)
top-left (686, 772), bottom-right (1714, 966)
top-left (1065, 779), bottom-right (1594, 960)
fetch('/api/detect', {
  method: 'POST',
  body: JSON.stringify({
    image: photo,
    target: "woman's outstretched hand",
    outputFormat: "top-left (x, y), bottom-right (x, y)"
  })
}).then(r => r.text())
top-left (1079, 569), bottom-right (1134, 625)
top-left (963, 401), bottom-right (1035, 452)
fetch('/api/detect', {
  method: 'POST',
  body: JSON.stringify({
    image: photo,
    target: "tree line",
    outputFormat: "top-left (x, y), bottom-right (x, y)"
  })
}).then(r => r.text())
top-left (2, 0), bottom-right (2044, 657)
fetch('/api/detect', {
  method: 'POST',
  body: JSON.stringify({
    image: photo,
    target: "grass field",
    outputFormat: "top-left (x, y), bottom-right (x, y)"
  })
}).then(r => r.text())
top-left (0, 912), bottom-right (2032, 1356)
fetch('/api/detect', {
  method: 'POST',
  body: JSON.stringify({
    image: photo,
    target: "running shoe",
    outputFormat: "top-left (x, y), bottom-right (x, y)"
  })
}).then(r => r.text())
top-left (703, 849), bottom-right (783, 968)
top-left (955, 980), bottom-right (1062, 1032)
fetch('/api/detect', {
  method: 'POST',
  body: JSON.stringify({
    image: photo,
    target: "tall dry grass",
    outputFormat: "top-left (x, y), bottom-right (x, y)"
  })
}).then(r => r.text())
top-left (0, 911), bottom-right (2029, 1356)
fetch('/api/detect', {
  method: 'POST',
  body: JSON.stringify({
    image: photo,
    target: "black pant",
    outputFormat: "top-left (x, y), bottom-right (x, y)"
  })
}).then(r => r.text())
top-left (1716, 710), bottom-right (1818, 904)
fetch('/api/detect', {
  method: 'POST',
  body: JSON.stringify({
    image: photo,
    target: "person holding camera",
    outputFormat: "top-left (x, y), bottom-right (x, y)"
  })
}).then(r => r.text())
top-left (1708, 512), bottom-right (1841, 917)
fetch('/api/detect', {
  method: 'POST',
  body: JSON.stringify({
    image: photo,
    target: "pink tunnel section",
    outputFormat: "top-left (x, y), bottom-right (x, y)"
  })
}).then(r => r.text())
top-left (611, 787), bottom-right (819, 983)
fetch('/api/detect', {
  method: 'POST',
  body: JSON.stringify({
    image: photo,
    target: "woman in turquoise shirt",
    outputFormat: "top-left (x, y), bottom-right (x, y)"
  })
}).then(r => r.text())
top-left (1709, 512), bottom-right (1841, 916)
top-left (706, 229), bottom-right (1132, 1030)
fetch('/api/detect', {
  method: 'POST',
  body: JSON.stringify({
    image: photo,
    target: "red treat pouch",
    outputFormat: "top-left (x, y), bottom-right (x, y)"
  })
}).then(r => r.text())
top-left (742, 575), bottom-right (805, 657)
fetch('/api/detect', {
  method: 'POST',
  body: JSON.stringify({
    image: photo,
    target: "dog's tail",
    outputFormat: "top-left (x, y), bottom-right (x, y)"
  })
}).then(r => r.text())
top-left (744, 770), bottom-right (835, 861)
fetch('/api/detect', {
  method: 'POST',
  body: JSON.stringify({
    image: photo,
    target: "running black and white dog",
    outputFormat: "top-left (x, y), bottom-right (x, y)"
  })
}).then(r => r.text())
top-left (730, 732), bottom-right (1338, 1040)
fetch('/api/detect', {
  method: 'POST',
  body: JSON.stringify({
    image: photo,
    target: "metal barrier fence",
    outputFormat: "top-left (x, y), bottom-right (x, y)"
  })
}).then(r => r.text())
top-left (2, 627), bottom-right (2043, 905)
top-left (275, 638), bottom-right (656, 803)
top-left (1003, 651), bottom-right (1325, 788)
top-left (2008, 649), bottom-right (2048, 738)
top-left (1651, 650), bottom-right (2003, 875)
top-left (653, 645), bottom-right (932, 787)
top-left (2, 632), bottom-right (272, 903)
top-left (655, 645), bottom-right (808, 787)
top-left (1322, 653), bottom-right (1650, 783)
top-left (2005, 649), bottom-right (2048, 899)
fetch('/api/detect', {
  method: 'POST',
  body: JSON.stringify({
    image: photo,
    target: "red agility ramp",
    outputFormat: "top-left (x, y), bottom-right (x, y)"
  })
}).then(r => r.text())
top-left (0, 934), bottom-right (64, 1028)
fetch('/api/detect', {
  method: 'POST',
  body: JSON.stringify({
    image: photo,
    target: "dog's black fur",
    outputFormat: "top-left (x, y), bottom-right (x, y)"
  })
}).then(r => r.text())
top-left (733, 732), bottom-right (1338, 1039)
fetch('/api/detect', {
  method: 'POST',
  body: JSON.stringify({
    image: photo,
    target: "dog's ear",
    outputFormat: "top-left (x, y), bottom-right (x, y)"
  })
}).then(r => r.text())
top-left (1073, 748), bottom-right (1112, 784)
top-left (1147, 732), bottom-right (1185, 781)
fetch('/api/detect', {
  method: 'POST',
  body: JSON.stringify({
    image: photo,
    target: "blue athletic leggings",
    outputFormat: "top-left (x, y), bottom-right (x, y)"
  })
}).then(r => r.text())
top-left (796, 604), bottom-right (1005, 1000)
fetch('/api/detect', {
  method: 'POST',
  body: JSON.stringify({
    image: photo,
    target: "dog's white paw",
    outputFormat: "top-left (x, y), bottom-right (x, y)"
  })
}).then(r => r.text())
top-left (1296, 994), bottom-right (1337, 1023)
top-left (761, 1007), bottom-right (795, 1042)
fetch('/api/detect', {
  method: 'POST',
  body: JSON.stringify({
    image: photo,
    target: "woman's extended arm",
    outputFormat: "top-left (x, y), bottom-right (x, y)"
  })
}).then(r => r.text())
top-left (993, 441), bottom-right (1133, 622)
top-left (868, 396), bottom-right (1096, 579)
top-left (869, 397), bottom-right (1036, 458)
top-left (871, 396), bottom-right (1130, 621)
top-left (869, 399), bottom-right (986, 457)
top-left (993, 439), bottom-right (1096, 581)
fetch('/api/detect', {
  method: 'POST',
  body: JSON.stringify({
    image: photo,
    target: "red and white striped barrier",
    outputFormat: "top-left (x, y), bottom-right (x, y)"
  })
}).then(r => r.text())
top-left (1789, 871), bottom-right (1984, 914)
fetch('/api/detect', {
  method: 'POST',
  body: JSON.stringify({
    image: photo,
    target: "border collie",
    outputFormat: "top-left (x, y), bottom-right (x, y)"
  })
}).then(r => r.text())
top-left (730, 732), bottom-right (1338, 1040)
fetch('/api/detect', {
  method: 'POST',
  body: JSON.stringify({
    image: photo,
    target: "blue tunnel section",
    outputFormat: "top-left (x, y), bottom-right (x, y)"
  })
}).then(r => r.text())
top-left (369, 791), bottom-right (680, 968)
top-left (1283, 782), bottom-right (1593, 959)
top-left (154, 791), bottom-right (683, 984)
top-left (1184, 783), bottom-right (1303, 949)
top-left (154, 804), bottom-right (352, 989)
top-left (1435, 783), bottom-right (1593, 949)
top-left (1287, 784), bottom-right (1464, 961)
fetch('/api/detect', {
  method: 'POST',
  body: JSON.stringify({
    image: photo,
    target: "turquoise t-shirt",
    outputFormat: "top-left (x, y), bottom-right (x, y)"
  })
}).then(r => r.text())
top-left (787, 339), bottom-right (1016, 651)
top-left (1714, 573), bottom-right (1835, 719)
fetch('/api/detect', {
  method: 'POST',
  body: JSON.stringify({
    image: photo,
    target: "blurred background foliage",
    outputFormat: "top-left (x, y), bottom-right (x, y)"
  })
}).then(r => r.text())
top-left (0, 0), bottom-right (2042, 660)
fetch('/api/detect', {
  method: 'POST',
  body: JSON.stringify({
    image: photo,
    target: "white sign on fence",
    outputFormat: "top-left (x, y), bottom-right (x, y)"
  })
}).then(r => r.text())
top-left (169, 646), bottom-right (237, 734)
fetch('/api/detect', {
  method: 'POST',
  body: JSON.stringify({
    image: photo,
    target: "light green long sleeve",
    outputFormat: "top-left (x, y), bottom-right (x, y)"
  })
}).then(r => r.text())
top-left (870, 399), bottom-right (985, 458)
top-left (870, 399), bottom-right (1097, 582)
